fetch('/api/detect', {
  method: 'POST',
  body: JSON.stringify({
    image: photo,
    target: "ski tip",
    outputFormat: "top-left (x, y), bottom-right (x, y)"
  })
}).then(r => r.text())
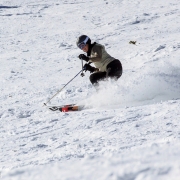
top-left (47, 104), bottom-right (84, 112)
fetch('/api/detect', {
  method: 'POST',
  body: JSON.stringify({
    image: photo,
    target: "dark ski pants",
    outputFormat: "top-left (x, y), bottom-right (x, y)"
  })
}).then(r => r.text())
top-left (89, 59), bottom-right (122, 85)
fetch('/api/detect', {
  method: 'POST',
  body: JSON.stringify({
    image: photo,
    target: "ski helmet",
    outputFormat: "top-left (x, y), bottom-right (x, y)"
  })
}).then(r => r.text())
top-left (76, 35), bottom-right (91, 49)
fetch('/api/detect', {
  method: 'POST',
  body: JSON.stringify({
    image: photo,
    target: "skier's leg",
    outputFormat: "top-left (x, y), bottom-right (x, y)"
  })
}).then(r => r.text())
top-left (89, 71), bottom-right (106, 85)
top-left (106, 60), bottom-right (123, 79)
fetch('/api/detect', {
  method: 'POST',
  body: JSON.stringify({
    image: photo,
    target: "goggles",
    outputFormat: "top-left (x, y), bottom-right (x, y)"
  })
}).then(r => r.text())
top-left (78, 36), bottom-right (89, 50)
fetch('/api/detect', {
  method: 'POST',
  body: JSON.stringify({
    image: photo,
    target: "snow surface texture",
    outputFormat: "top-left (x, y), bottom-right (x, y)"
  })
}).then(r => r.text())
top-left (0, 0), bottom-right (180, 179)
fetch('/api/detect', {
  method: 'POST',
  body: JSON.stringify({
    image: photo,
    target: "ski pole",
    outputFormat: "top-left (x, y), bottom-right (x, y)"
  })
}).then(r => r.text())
top-left (43, 69), bottom-right (84, 106)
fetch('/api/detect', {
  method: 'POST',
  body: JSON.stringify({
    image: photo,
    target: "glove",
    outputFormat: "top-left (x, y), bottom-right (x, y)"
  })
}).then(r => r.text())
top-left (79, 54), bottom-right (89, 62)
top-left (83, 64), bottom-right (95, 73)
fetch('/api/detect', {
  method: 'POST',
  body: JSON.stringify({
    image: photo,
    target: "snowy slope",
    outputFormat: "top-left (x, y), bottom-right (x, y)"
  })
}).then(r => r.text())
top-left (0, 0), bottom-right (180, 179)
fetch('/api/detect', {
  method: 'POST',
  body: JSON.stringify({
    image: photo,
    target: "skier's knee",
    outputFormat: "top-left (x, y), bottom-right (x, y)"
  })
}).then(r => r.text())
top-left (89, 73), bottom-right (97, 84)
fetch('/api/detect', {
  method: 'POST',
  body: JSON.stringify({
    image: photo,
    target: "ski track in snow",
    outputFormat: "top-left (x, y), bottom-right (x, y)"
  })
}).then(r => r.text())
top-left (0, 0), bottom-right (180, 179)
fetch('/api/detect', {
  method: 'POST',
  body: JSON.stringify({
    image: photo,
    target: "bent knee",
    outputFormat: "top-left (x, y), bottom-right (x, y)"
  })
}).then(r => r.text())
top-left (89, 72), bottom-right (106, 84)
top-left (89, 73), bottom-right (97, 84)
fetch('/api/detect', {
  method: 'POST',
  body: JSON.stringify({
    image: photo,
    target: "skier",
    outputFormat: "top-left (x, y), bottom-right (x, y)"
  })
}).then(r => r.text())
top-left (76, 35), bottom-right (123, 86)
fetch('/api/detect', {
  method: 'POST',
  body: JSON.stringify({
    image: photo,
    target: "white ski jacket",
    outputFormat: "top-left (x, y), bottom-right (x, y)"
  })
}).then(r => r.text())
top-left (89, 43), bottom-right (115, 72)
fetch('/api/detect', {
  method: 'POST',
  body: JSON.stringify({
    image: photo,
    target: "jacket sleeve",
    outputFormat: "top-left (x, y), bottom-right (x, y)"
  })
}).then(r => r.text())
top-left (89, 45), bottom-right (102, 62)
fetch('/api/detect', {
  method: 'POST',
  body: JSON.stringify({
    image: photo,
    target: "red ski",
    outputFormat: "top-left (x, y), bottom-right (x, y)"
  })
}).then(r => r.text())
top-left (47, 104), bottom-right (83, 112)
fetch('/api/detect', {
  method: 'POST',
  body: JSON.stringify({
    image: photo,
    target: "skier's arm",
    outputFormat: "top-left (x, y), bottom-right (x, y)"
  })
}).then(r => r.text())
top-left (89, 56), bottom-right (101, 62)
top-left (89, 46), bottom-right (102, 62)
